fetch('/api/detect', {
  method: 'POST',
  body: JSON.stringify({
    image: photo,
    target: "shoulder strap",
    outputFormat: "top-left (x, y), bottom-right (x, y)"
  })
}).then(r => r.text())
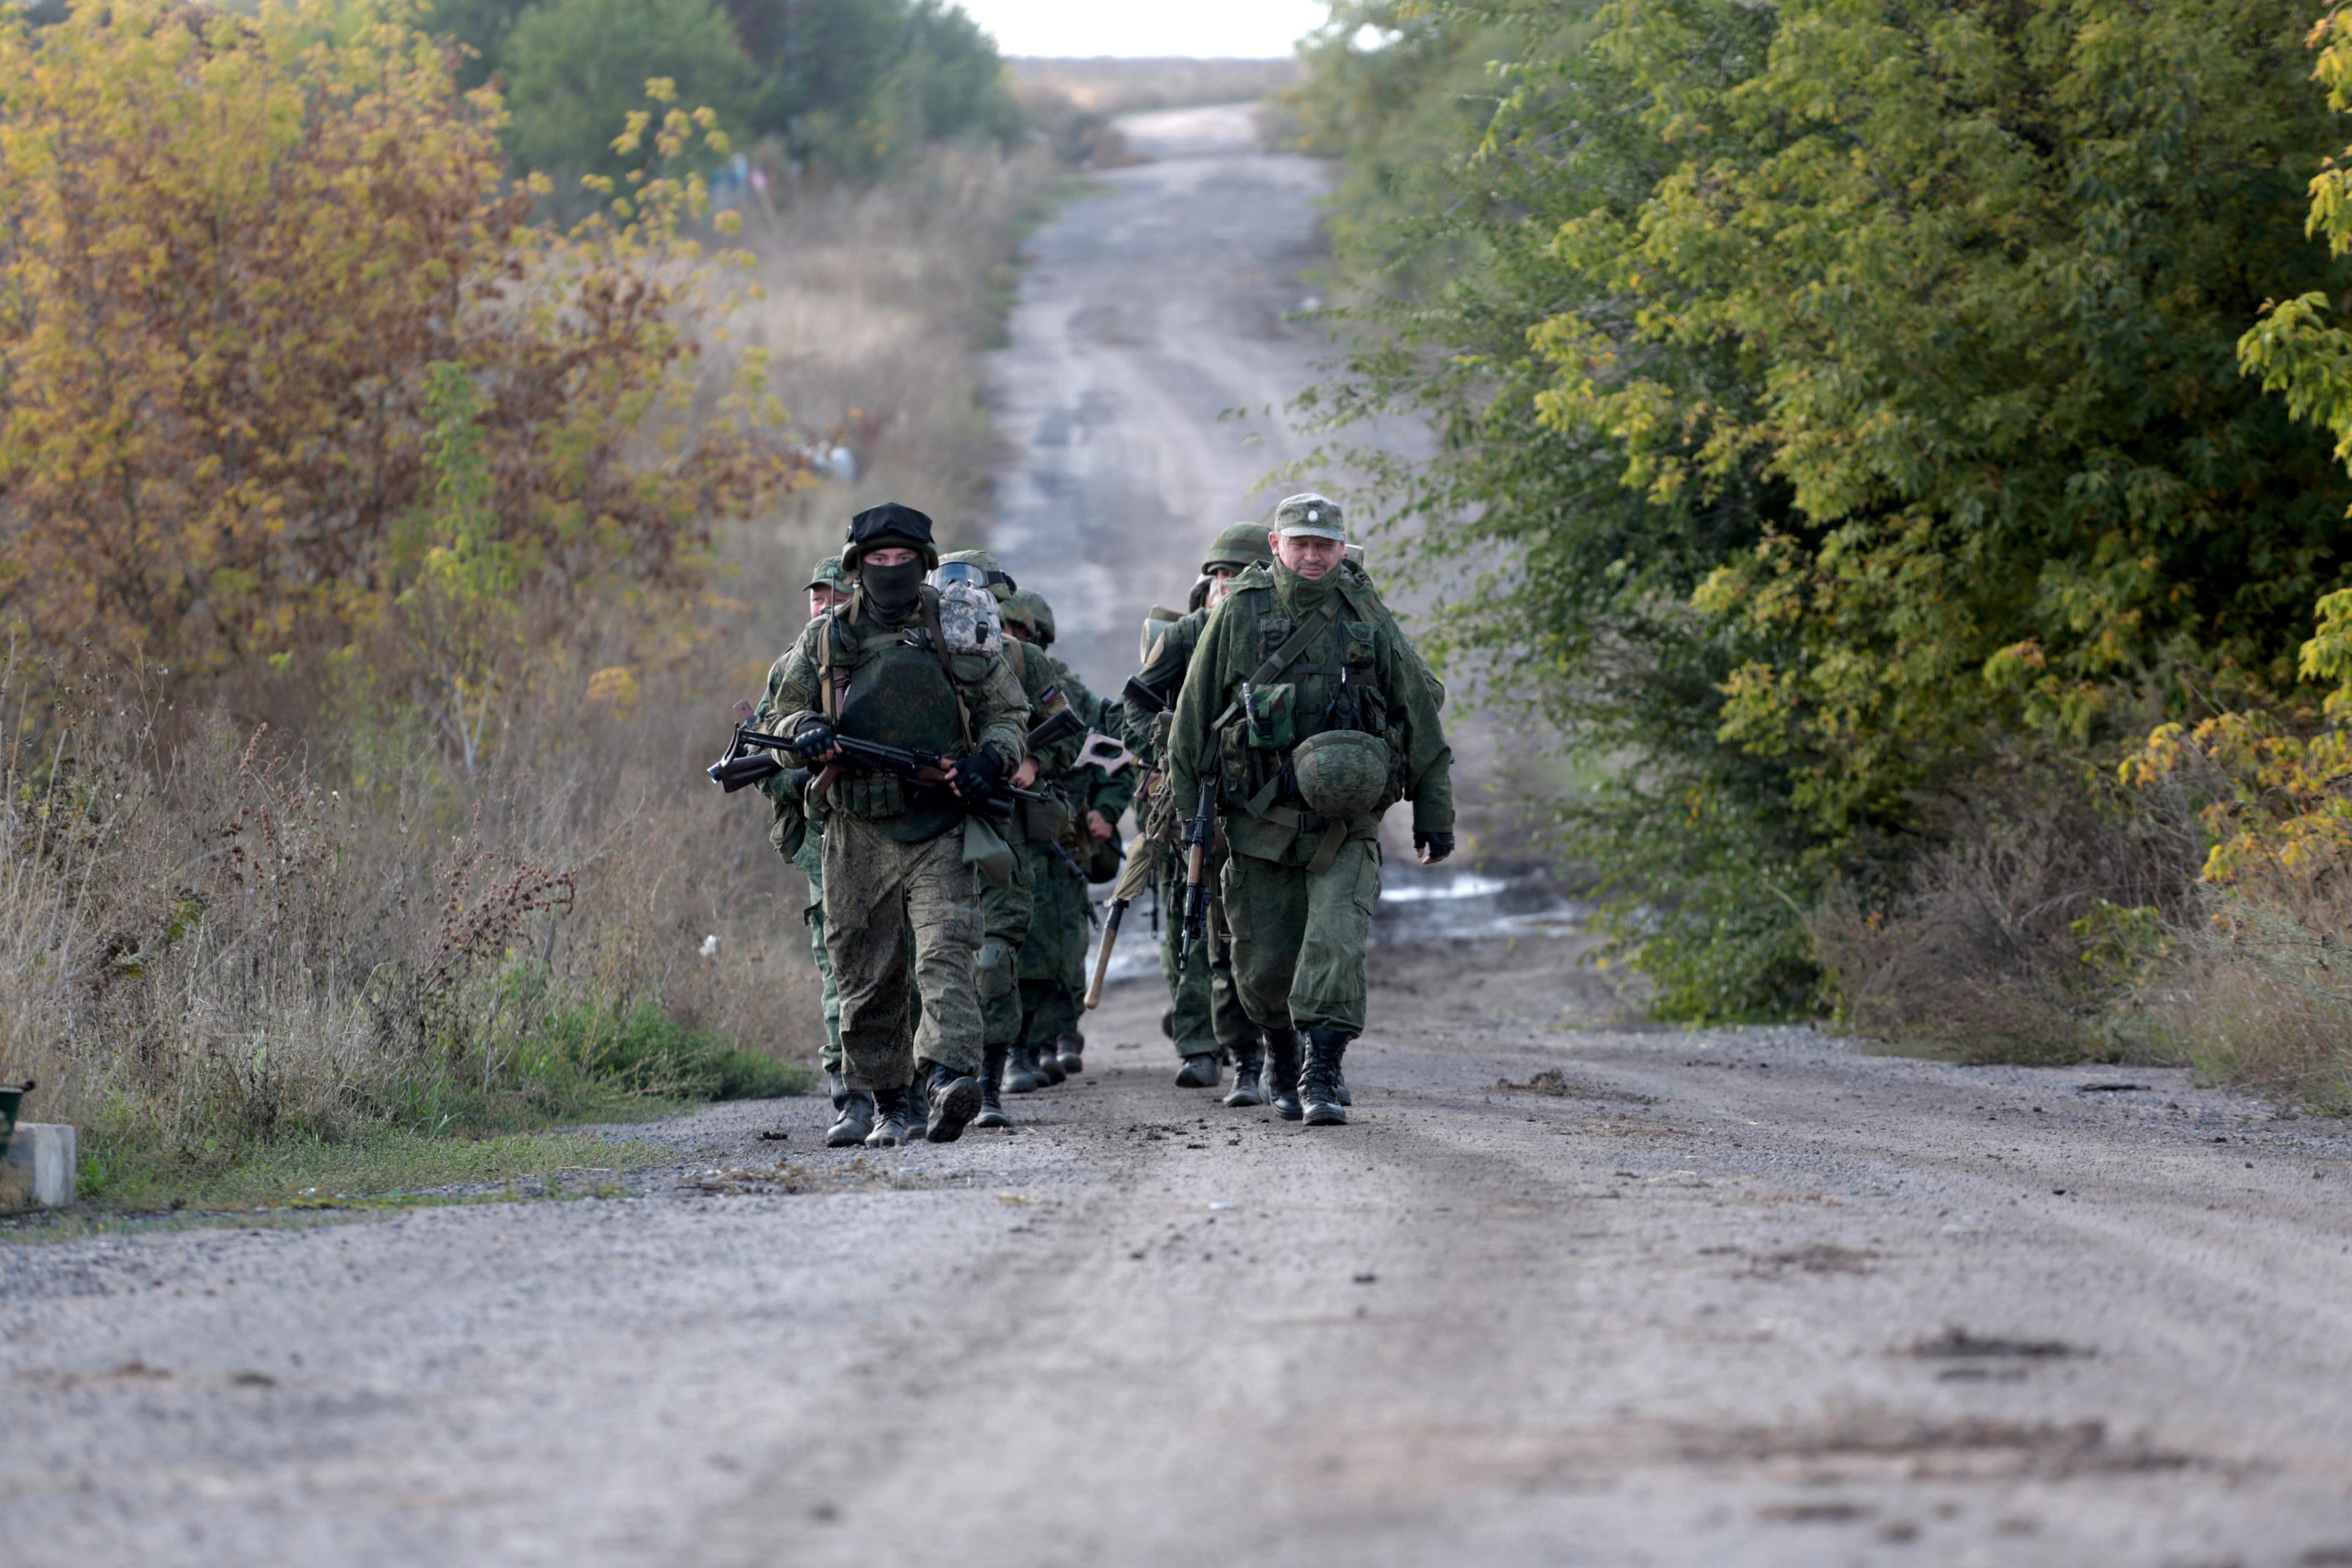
top-left (1213, 594), bottom-right (1341, 729)
top-left (921, 594), bottom-right (975, 750)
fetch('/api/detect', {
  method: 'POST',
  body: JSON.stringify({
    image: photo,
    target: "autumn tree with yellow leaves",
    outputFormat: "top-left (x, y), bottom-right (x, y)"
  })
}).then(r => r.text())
top-left (0, 0), bottom-right (795, 689)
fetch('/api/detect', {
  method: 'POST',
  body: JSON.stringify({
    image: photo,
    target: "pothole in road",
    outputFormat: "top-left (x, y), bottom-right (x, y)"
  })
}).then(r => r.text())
top-left (1909, 1326), bottom-right (2095, 1361)
top-left (1748, 1243), bottom-right (1880, 1277)
top-left (1493, 1068), bottom-right (1654, 1104)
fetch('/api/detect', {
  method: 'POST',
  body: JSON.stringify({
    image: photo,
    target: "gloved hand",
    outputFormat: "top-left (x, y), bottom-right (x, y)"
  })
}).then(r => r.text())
top-left (1415, 830), bottom-right (1455, 865)
top-left (950, 747), bottom-right (1004, 804)
top-left (791, 717), bottom-right (837, 760)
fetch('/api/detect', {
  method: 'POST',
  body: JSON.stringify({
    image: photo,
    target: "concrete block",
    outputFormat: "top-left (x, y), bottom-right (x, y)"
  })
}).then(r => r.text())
top-left (1, 1123), bottom-right (77, 1208)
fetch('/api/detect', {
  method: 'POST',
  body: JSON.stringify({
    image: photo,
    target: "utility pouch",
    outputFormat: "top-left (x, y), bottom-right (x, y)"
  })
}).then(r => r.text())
top-left (836, 772), bottom-right (905, 819)
top-left (767, 793), bottom-right (807, 862)
top-left (1340, 621), bottom-right (1377, 668)
top-left (1020, 793), bottom-right (1074, 843)
top-left (963, 814), bottom-right (1016, 894)
top-left (1243, 682), bottom-right (1297, 751)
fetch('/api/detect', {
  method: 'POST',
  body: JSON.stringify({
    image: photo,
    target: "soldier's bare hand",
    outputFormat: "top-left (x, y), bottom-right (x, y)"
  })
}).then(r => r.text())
top-left (1087, 810), bottom-right (1114, 842)
top-left (1014, 756), bottom-right (1041, 789)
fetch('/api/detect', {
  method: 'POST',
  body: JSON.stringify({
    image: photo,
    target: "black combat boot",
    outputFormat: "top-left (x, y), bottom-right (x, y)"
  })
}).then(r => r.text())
top-left (1301, 1028), bottom-right (1351, 1126)
top-left (974, 1045), bottom-right (1012, 1130)
top-left (1335, 1061), bottom-right (1352, 1107)
top-left (1264, 1028), bottom-right (1303, 1121)
top-left (864, 1084), bottom-right (913, 1148)
top-left (1006, 1041), bottom-right (1045, 1095)
top-left (1174, 1053), bottom-right (1220, 1088)
top-left (825, 1072), bottom-right (876, 1147)
top-left (922, 1060), bottom-right (983, 1144)
top-left (1056, 1030), bottom-right (1085, 1076)
top-left (1222, 1041), bottom-right (1265, 1108)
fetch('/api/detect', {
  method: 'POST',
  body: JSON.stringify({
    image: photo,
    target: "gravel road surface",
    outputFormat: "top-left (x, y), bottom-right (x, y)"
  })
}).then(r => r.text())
top-left (6, 105), bottom-right (2351, 1568)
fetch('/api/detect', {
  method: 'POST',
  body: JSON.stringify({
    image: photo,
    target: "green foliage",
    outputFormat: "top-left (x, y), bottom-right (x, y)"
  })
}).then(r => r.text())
top-left (437, 0), bottom-right (1019, 179)
top-left (499, 0), bottom-right (755, 180)
top-left (1300, 0), bottom-right (2352, 1020)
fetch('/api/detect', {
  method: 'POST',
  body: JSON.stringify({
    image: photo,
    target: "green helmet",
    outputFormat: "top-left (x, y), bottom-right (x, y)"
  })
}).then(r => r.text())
top-left (802, 554), bottom-right (850, 595)
top-left (935, 548), bottom-right (1017, 601)
top-left (1001, 589), bottom-right (1056, 647)
top-left (1202, 521), bottom-right (1273, 576)
top-left (1292, 729), bottom-right (1393, 823)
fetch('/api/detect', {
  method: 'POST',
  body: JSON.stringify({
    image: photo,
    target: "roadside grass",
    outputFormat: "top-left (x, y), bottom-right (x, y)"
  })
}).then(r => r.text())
top-left (72, 1125), bottom-right (680, 1215)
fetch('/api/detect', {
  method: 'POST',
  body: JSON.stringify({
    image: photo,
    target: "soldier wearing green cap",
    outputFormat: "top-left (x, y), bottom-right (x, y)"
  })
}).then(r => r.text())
top-left (999, 587), bottom-right (1134, 1087)
top-left (775, 555), bottom-right (856, 1132)
top-left (1123, 521), bottom-right (1274, 1100)
top-left (1165, 492), bottom-right (1455, 1126)
top-left (753, 502), bottom-right (1030, 1147)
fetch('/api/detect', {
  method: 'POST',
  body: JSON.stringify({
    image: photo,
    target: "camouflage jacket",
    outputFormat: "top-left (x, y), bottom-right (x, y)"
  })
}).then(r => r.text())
top-left (1166, 560), bottom-right (1453, 865)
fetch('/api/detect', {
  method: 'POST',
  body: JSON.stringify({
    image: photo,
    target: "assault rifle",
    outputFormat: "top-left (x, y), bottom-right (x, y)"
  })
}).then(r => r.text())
top-left (1176, 780), bottom-right (1214, 973)
top-left (705, 706), bottom-right (1084, 812)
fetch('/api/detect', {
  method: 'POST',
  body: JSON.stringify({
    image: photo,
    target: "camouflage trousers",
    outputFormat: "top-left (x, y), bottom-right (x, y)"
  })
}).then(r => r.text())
top-left (976, 848), bottom-right (1033, 1048)
top-left (1158, 853), bottom-right (1253, 1060)
top-left (1016, 840), bottom-right (1091, 1048)
top-left (821, 813), bottom-right (986, 1088)
top-left (1223, 835), bottom-right (1381, 1038)
top-left (792, 831), bottom-right (843, 1074)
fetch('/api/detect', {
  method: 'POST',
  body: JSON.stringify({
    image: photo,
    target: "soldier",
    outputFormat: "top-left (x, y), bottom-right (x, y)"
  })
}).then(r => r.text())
top-left (1165, 494), bottom-right (1454, 1127)
top-left (1124, 522), bottom-right (1272, 1101)
top-left (999, 588), bottom-right (1133, 1088)
top-left (929, 549), bottom-right (1085, 1129)
top-left (754, 502), bottom-right (1030, 1145)
top-left (766, 555), bottom-right (864, 1142)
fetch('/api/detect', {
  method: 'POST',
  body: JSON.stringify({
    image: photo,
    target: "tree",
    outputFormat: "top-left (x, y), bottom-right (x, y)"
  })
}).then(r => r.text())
top-left (1299, 0), bottom-right (2352, 1017)
top-left (500, 0), bottom-right (755, 181)
top-left (0, 0), bottom-right (794, 699)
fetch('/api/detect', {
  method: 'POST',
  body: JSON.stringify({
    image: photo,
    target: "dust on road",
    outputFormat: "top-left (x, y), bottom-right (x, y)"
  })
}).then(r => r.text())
top-left (7, 105), bottom-right (2352, 1568)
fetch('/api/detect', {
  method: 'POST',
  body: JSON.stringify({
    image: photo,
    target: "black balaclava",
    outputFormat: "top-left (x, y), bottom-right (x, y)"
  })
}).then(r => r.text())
top-left (862, 557), bottom-right (924, 617)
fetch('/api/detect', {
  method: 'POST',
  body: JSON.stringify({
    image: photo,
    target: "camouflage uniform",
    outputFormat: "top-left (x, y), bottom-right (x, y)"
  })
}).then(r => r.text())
top-left (1123, 522), bottom-right (1270, 1093)
top-left (1000, 589), bottom-right (1127, 1084)
top-left (758, 505), bottom-right (1028, 1144)
top-left (1165, 496), bottom-right (1453, 1126)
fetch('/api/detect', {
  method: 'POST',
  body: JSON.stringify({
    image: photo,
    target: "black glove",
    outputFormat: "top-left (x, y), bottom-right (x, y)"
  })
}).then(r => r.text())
top-left (951, 748), bottom-right (1004, 804)
top-left (1415, 831), bottom-right (1455, 864)
top-left (790, 717), bottom-right (836, 759)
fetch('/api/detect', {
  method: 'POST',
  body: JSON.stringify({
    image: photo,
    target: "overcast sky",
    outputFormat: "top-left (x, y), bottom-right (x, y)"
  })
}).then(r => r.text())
top-left (957, 0), bottom-right (1326, 58)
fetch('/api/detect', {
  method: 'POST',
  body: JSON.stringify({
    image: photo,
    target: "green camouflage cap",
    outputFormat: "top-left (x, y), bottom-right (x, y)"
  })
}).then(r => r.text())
top-left (1001, 587), bottom-right (1056, 647)
top-left (1202, 521), bottom-right (1274, 575)
top-left (1273, 492), bottom-right (1346, 541)
top-left (802, 554), bottom-right (850, 594)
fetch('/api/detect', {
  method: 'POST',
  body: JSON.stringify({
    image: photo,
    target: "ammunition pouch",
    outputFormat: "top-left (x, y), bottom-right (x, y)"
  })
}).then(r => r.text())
top-left (829, 771), bottom-right (906, 820)
top-left (1019, 791), bottom-right (1074, 843)
top-left (1243, 682), bottom-right (1297, 751)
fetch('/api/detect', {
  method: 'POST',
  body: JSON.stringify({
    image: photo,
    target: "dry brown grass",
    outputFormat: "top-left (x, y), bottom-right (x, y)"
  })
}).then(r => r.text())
top-left (0, 146), bottom-right (1055, 1166)
top-left (1813, 768), bottom-right (2203, 1063)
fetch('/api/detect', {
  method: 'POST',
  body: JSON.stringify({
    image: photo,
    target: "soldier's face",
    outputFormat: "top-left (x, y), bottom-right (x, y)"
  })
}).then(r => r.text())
top-left (1272, 532), bottom-right (1343, 579)
top-left (807, 586), bottom-right (846, 619)
top-left (1205, 567), bottom-right (1238, 606)
top-left (862, 546), bottom-right (921, 568)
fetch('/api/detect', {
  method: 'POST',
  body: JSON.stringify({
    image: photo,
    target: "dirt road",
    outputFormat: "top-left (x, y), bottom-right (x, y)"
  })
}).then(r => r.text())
top-left (7, 106), bottom-right (2352, 1567)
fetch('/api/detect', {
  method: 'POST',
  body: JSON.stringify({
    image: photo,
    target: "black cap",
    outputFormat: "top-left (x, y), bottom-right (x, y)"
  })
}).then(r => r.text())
top-left (843, 502), bottom-right (940, 570)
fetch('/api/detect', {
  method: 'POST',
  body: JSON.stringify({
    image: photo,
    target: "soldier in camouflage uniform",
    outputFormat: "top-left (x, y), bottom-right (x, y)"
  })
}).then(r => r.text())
top-left (929, 550), bottom-right (1085, 1128)
top-left (998, 589), bottom-right (1134, 1089)
top-left (1166, 494), bottom-right (1454, 1127)
top-left (1124, 522), bottom-right (1272, 1102)
top-left (754, 503), bottom-right (1030, 1145)
top-left (774, 555), bottom-right (859, 1137)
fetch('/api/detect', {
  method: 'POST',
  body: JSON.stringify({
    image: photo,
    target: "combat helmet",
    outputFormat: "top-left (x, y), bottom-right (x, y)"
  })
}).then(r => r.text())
top-left (1291, 729), bottom-right (1393, 823)
top-left (1002, 589), bottom-right (1056, 647)
top-left (1202, 521), bottom-right (1273, 576)
top-left (842, 500), bottom-right (940, 570)
top-left (934, 548), bottom-right (1017, 602)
